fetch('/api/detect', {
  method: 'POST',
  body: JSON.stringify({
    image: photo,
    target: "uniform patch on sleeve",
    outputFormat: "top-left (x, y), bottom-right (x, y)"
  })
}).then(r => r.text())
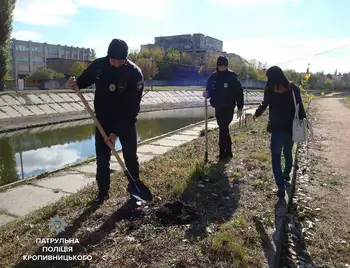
top-left (137, 81), bottom-right (144, 91)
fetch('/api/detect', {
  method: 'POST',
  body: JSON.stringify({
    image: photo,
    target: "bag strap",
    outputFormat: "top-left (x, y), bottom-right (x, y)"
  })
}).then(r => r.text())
top-left (291, 85), bottom-right (299, 119)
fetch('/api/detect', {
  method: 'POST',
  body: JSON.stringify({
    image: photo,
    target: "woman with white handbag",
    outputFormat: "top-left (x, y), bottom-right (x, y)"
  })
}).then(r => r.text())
top-left (252, 66), bottom-right (308, 199)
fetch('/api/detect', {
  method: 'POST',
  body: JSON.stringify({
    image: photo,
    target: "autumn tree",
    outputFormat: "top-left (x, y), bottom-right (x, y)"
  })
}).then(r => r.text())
top-left (0, 0), bottom-right (16, 91)
top-left (70, 61), bottom-right (88, 77)
top-left (135, 58), bottom-right (158, 80)
top-left (27, 67), bottom-right (64, 81)
top-left (90, 49), bottom-right (96, 60)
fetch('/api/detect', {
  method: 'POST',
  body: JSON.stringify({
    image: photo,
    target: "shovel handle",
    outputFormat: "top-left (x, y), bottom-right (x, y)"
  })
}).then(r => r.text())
top-left (204, 95), bottom-right (208, 162)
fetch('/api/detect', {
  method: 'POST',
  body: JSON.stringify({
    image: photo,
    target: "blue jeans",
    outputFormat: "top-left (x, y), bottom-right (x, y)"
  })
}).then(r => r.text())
top-left (270, 132), bottom-right (294, 197)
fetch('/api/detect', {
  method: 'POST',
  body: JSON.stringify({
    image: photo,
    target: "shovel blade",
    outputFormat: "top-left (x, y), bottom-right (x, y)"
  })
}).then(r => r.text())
top-left (124, 172), bottom-right (153, 202)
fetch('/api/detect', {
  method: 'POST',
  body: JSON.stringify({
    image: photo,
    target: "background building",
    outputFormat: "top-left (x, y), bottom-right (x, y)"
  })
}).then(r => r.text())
top-left (9, 39), bottom-right (93, 78)
top-left (141, 33), bottom-right (223, 58)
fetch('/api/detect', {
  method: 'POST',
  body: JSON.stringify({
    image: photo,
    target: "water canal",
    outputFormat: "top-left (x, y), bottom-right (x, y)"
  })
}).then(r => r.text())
top-left (0, 107), bottom-right (215, 187)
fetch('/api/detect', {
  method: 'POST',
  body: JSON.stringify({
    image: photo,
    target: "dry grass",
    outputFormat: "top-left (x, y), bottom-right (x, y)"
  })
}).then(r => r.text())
top-left (0, 113), bottom-right (281, 268)
top-left (345, 96), bottom-right (350, 105)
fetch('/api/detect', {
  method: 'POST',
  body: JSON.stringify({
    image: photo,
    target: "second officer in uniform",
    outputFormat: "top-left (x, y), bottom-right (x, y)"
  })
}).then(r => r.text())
top-left (203, 55), bottom-right (244, 160)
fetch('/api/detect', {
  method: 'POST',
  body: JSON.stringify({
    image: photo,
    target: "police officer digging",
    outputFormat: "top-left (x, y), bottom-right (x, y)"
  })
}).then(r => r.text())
top-left (69, 39), bottom-right (146, 205)
top-left (203, 55), bottom-right (244, 160)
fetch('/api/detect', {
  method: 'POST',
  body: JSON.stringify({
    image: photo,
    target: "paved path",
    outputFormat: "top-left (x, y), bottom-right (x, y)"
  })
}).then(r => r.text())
top-left (0, 107), bottom-right (256, 227)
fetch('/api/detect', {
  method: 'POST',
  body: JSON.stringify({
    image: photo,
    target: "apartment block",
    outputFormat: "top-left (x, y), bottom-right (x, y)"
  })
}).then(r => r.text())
top-left (9, 39), bottom-right (93, 78)
top-left (141, 33), bottom-right (223, 59)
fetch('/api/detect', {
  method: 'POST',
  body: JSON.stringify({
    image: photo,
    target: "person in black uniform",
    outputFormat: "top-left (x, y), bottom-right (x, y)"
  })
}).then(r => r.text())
top-left (69, 39), bottom-right (145, 205)
top-left (203, 55), bottom-right (244, 160)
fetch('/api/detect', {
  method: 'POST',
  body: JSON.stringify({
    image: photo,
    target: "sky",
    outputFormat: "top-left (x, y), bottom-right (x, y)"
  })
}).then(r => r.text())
top-left (11, 0), bottom-right (350, 74)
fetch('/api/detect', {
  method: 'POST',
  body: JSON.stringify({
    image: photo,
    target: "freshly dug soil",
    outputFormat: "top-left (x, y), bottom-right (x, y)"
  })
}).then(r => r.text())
top-left (154, 201), bottom-right (201, 225)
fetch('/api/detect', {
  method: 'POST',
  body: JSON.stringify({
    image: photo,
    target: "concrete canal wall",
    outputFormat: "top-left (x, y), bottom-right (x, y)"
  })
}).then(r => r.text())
top-left (0, 90), bottom-right (263, 132)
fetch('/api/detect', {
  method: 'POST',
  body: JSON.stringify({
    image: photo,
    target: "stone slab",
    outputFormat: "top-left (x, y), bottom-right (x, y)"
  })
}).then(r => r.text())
top-left (48, 103), bottom-right (67, 113)
top-left (85, 93), bottom-right (95, 101)
top-left (25, 105), bottom-right (46, 115)
top-left (58, 93), bottom-right (73, 102)
top-left (137, 144), bottom-right (172, 155)
top-left (38, 104), bottom-right (57, 114)
top-left (110, 162), bottom-right (122, 171)
top-left (178, 130), bottom-right (200, 136)
top-left (0, 97), bottom-right (7, 107)
top-left (69, 94), bottom-right (81, 102)
top-left (34, 174), bottom-right (95, 193)
top-left (0, 106), bottom-right (22, 118)
top-left (208, 123), bottom-right (219, 129)
top-left (188, 126), bottom-right (205, 132)
top-left (74, 163), bottom-right (96, 174)
top-left (0, 110), bottom-right (9, 119)
top-left (166, 134), bottom-right (197, 142)
top-left (60, 103), bottom-right (77, 112)
top-left (0, 185), bottom-right (69, 217)
top-left (88, 101), bottom-right (94, 110)
top-left (150, 138), bottom-right (187, 147)
top-left (49, 93), bottom-right (65, 103)
top-left (69, 102), bottom-right (85, 111)
top-left (38, 94), bottom-right (54, 104)
top-left (27, 94), bottom-right (44, 104)
top-left (138, 153), bottom-right (156, 163)
top-left (12, 105), bottom-right (34, 116)
top-left (0, 214), bottom-right (16, 227)
top-left (2, 95), bottom-right (20, 105)
top-left (14, 96), bottom-right (27, 105)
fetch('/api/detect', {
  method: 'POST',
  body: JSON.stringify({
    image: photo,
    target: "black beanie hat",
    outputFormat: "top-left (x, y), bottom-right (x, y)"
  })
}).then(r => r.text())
top-left (107, 39), bottom-right (128, 60)
top-left (217, 55), bottom-right (228, 66)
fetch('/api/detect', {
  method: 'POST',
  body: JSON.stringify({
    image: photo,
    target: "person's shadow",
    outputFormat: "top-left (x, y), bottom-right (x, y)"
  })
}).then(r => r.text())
top-left (178, 158), bottom-right (241, 240)
top-left (252, 198), bottom-right (287, 268)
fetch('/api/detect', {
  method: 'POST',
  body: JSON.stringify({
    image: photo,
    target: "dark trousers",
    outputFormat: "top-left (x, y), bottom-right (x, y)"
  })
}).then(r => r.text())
top-left (95, 124), bottom-right (139, 197)
top-left (270, 132), bottom-right (294, 197)
top-left (215, 107), bottom-right (235, 154)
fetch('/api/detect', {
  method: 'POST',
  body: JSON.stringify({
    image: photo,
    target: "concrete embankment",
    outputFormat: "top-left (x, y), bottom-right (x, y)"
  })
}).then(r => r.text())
top-left (0, 107), bottom-right (256, 227)
top-left (0, 89), bottom-right (263, 132)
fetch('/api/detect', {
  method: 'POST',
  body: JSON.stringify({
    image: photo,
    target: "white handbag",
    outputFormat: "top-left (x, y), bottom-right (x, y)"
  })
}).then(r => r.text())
top-left (291, 89), bottom-right (308, 142)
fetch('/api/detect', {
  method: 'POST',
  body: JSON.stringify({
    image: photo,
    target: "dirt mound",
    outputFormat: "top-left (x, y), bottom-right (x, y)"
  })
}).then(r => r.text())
top-left (154, 201), bottom-right (201, 225)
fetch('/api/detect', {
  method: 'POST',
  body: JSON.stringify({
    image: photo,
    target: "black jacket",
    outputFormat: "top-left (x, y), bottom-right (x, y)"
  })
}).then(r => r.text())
top-left (254, 84), bottom-right (307, 133)
top-left (206, 69), bottom-right (244, 110)
top-left (76, 57), bottom-right (144, 134)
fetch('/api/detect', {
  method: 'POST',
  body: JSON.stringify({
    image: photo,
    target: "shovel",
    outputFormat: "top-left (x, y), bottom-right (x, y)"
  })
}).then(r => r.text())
top-left (74, 86), bottom-right (153, 203)
top-left (204, 94), bottom-right (208, 163)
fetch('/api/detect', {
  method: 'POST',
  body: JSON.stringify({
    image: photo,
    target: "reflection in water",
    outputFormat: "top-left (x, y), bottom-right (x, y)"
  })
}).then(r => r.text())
top-left (0, 138), bottom-right (20, 185)
top-left (0, 107), bottom-right (215, 186)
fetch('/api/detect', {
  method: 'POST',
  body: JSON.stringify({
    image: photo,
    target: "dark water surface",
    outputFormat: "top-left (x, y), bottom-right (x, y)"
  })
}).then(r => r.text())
top-left (0, 107), bottom-right (215, 186)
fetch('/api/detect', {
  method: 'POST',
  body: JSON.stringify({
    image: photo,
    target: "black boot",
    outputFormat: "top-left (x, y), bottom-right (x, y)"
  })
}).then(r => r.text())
top-left (219, 148), bottom-right (228, 160)
top-left (93, 192), bottom-right (109, 206)
top-left (226, 147), bottom-right (233, 158)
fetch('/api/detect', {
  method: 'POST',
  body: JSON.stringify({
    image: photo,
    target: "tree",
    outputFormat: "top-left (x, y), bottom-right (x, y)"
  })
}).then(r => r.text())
top-left (27, 67), bottom-right (64, 81)
top-left (135, 58), bottom-right (158, 80)
top-left (70, 61), bottom-right (88, 77)
top-left (90, 49), bottom-right (96, 60)
top-left (0, 0), bottom-right (16, 91)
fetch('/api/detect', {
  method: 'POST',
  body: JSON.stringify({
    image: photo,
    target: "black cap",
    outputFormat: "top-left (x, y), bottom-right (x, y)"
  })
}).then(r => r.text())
top-left (217, 55), bottom-right (228, 66)
top-left (107, 39), bottom-right (128, 60)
